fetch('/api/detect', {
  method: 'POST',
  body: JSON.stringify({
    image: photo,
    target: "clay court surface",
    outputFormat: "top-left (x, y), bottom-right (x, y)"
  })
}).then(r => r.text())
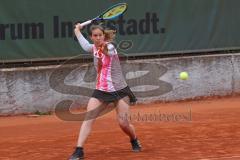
top-left (0, 96), bottom-right (240, 160)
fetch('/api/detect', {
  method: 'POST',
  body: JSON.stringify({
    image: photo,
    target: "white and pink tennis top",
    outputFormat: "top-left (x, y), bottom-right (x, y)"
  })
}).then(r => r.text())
top-left (77, 33), bottom-right (127, 92)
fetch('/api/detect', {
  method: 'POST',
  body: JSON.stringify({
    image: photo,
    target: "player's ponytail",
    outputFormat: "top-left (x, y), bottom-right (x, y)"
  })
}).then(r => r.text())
top-left (104, 29), bottom-right (116, 42)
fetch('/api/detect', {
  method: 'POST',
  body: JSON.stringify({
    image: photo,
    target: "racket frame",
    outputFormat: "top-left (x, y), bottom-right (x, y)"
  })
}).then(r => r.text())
top-left (80, 3), bottom-right (127, 27)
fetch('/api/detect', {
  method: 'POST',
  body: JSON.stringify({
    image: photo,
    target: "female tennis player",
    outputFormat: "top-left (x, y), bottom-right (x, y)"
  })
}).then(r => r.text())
top-left (69, 23), bottom-right (142, 160)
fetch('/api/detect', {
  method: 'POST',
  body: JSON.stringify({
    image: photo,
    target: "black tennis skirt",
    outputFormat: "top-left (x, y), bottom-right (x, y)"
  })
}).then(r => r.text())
top-left (92, 86), bottom-right (137, 104)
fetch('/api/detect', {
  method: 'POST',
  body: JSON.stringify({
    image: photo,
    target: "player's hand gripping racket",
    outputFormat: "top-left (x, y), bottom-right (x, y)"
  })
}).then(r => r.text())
top-left (80, 3), bottom-right (128, 27)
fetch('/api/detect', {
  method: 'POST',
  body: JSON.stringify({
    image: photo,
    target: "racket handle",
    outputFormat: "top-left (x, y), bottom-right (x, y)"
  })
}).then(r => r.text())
top-left (80, 20), bottom-right (92, 27)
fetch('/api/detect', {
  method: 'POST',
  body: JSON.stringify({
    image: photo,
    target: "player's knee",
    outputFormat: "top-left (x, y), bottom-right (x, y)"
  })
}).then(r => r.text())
top-left (118, 119), bottom-right (129, 129)
top-left (83, 119), bottom-right (95, 127)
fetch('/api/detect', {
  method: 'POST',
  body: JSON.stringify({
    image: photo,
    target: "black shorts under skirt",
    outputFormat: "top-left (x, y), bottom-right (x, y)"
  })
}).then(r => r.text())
top-left (91, 86), bottom-right (137, 104)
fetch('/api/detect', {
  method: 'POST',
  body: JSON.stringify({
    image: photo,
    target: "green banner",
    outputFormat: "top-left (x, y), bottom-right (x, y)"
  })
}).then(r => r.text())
top-left (1, 0), bottom-right (240, 62)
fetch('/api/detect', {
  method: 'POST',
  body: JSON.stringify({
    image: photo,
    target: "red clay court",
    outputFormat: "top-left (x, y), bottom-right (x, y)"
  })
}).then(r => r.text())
top-left (0, 96), bottom-right (240, 160)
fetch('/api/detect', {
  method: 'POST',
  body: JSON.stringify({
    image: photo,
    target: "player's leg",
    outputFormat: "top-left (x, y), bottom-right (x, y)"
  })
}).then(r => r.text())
top-left (69, 97), bottom-right (107, 160)
top-left (77, 97), bottom-right (107, 146)
top-left (115, 96), bottom-right (142, 152)
top-left (115, 96), bottom-right (136, 139)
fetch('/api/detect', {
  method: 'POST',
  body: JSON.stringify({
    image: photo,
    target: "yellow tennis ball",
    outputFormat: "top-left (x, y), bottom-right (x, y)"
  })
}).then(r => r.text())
top-left (179, 72), bottom-right (189, 80)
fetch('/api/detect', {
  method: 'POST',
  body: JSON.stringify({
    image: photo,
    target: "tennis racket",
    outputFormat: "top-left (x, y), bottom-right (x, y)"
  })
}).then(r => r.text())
top-left (80, 3), bottom-right (128, 27)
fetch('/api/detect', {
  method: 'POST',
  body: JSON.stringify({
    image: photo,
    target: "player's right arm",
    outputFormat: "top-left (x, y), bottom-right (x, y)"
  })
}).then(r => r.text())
top-left (74, 23), bottom-right (93, 53)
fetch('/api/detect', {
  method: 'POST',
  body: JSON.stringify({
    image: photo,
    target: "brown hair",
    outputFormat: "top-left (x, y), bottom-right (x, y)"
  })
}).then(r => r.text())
top-left (89, 25), bottom-right (116, 42)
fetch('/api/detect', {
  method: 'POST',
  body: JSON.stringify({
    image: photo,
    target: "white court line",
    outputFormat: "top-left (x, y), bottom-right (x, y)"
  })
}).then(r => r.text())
top-left (199, 155), bottom-right (240, 160)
